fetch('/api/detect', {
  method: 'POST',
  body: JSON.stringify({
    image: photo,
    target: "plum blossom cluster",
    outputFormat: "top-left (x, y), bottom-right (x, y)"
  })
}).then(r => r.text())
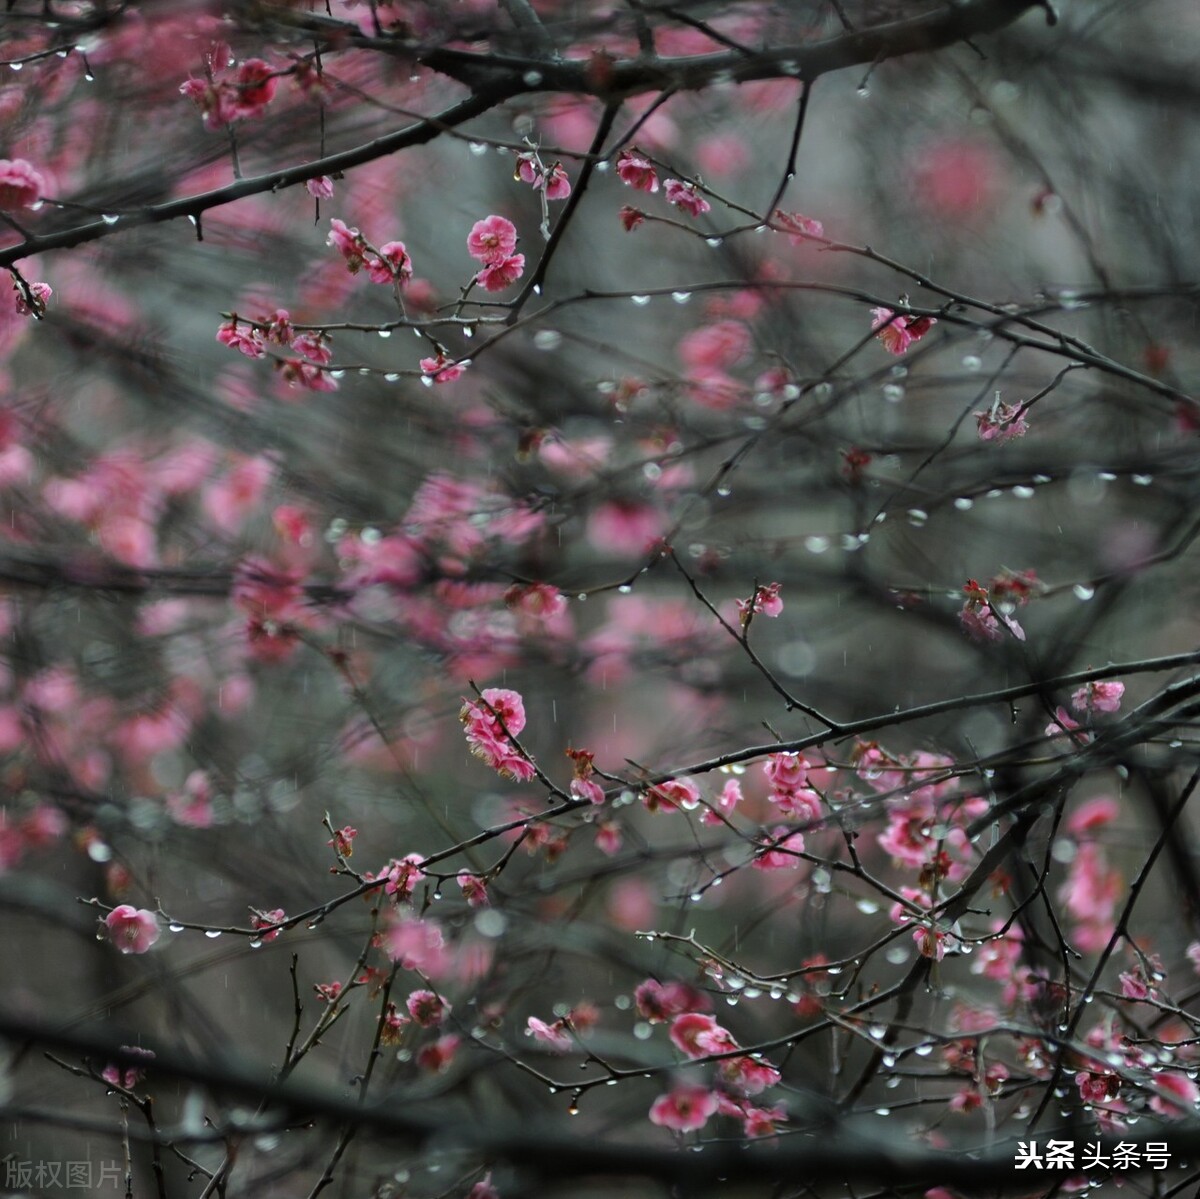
top-left (460, 688), bottom-right (536, 781)
top-left (101, 1046), bottom-right (155, 1091)
top-left (663, 178), bottom-right (711, 217)
top-left (958, 571), bottom-right (1038, 643)
top-left (648, 1011), bottom-right (784, 1137)
top-left (615, 150), bottom-right (713, 221)
top-left (418, 350), bottom-right (467, 384)
top-left (215, 306), bottom-right (337, 392)
top-left (565, 746), bottom-right (605, 804)
top-left (328, 219), bottom-right (413, 286)
top-left (773, 209), bottom-right (825, 243)
top-left (180, 55), bottom-right (279, 129)
top-left (467, 215), bottom-right (525, 292)
top-left (976, 393), bottom-right (1030, 442)
top-left (735, 581), bottom-right (783, 626)
top-left (516, 152), bottom-right (571, 199)
top-left (871, 306), bottom-right (937, 355)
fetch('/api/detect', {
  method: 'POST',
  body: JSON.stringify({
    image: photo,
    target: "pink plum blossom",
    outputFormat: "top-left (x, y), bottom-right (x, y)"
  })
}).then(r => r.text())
top-left (1072, 680), bottom-right (1125, 713)
top-left (466, 1173), bottom-right (500, 1199)
top-left (417, 1034), bottom-right (460, 1073)
top-left (383, 917), bottom-right (449, 977)
top-left (461, 688), bottom-right (535, 780)
top-left (517, 154), bottom-right (571, 199)
top-left (14, 280), bottom-right (51, 317)
top-left (774, 209), bottom-right (825, 242)
top-left (616, 149), bottom-right (658, 193)
top-left (216, 318), bottom-right (265, 358)
top-left (457, 872), bottom-right (489, 906)
top-left (669, 1012), bottom-right (736, 1057)
top-left (645, 777), bottom-right (701, 813)
top-left (526, 1015), bottom-right (573, 1051)
top-left (619, 205), bottom-right (645, 231)
top-left (649, 1084), bottom-right (719, 1132)
top-left (105, 905), bottom-right (161, 955)
top-left (976, 398), bottom-right (1029, 442)
top-left (467, 215), bottom-right (518, 264)
top-left (871, 307), bottom-right (937, 355)
top-left (764, 752), bottom-right (807, 791)
top-left (406, 989), bottom-right (450, 1027)
top-left (663, 179), bottom-right (711, 217)
top-left (737, 582), bottom-right (783, 623)
top-left (753, 827), bottom-right (806, 870)
top-left (634, 979), bottom-right (711, 1022)
top-left (420, 351), bottom-right (466, 383)
top-left (475, 253), bottom-right (525, 291)
top-left (0, 158), bottom-right (45, 209)
top-left (101, 1046), bottom-right (155, 1090)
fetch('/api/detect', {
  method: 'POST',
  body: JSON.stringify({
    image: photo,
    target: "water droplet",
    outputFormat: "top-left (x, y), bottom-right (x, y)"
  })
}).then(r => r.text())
top-left (914, 1044), bottom-right (933, 1057)
top-left (875, 1107), bottom-right (890, 1116)
top-left (869, 1025), bottom-right (887, 1040)
top-left (533, 329), bottom-right (561, 350)
top-left (576, 592), bottom-right (587, 602)
top-left (1073, 583), bottom-right (1095, 601)
top-left (1132, 473), bottom-right (1153, 485)
top-left (249, 938), bottom-right (263, 949)
top-left (671, 292), bottom-right (692, 304)
top-left (882, 383), bottom-right (905, 403)
top-left (962, 355), bottom-right (982, 371)
top-left (954, 497), bottom-right (974, 510)
top-left (377, 329), bottom-right (391, 339)
top-left (716, 485), bottom-right (731, 497)
top-left (523, 70), bottom-right (543, 85)
top-left (168, 923), bottom-right (184, 933)
top-left (855, 898), bottom-right (879, 914)
top-left (101, 213), bottom-right (119, 225)
top-left (907, 508), bottom-right (928, 526)
top-left (385, 372), bottom-right (400, 382)
top-left (9, 62), bottom-right (21, 72)
top-left (617, 584), bottom-right (633, 594)
top-left (856, 84), bottom-right (870, 98)
top-left (1012, 485), bottom-right (1035, 499)
top-left (705, 237), bottom-right (723, 248)
top-left (204, 929), bottom-right (222, 939)
top-left (804, 535), bottom-right (830, 554)
top-left (469, 142), bottom-right (487, 155)
top-left (631, 295), bottom-right (650, 306)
